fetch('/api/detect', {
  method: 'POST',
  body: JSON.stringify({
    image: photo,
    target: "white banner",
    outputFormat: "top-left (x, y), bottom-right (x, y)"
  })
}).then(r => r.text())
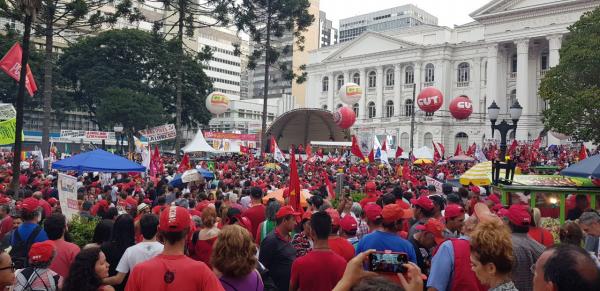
top-left (425, 176), bottom-right (443, 194)
top-left (0, 104), bottom-right (16, 120)
top-left (139, 124), bottom-right (176, 142)
top-left (57, 173), bottom-right (79, 221)
top-left (60, 130), bottom-right (115, 142)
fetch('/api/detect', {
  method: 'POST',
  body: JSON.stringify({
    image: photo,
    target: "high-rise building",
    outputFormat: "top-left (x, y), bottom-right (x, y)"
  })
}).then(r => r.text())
top-left (338, 4), bottom-right (437, 43)
top-left (198, 27), bottom-right (244, 99)
top-left (319, 11), bottom-right (338, 47)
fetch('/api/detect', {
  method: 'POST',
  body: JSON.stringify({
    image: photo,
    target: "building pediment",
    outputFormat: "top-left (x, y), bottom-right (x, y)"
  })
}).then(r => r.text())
top-left (323, 32), bottom-right (418, 62)
top-left (470, 0), bottom-right (592, 20)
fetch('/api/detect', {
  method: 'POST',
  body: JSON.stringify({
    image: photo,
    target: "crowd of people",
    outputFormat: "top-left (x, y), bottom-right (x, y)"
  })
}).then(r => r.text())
top-left (0, 143), bottom-right (597, 291)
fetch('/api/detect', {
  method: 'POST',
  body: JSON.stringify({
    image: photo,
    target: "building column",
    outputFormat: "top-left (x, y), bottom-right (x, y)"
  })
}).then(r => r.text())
top-left (515, 39), bottom-right (530, 140)
top-left (327, 72), bottom-right (334, 110)
top-left (343, 71), bottom-right (350, 87)
top-left (547, 35), bottom-right (562, 67)
top-left (414, 62), bottom-right (422, 92)
top-left (359, 68), bottom-right (367, 120)
top-left (394, 64), bottom-right (402, 118)
top-left (486, 44), bottom-right (499, 108)
top-left (376, 66), bottom-right (384, 118)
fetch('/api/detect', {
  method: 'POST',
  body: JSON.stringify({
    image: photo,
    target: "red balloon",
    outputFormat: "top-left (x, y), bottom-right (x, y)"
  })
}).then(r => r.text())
top-left (449, 95), bottom-right (473, 120)
top-left (333, 106), bottom-right (356, 129)
top-left (417, 87), bottom-right (443, 113)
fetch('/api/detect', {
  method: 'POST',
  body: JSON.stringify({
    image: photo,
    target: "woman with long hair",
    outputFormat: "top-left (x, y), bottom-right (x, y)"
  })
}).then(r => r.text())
top-left (470, 219), bottom-right (517, 291)
top-left (100, 214), bottom-right (134, 291)
top-left (63, 247), bottom-right (113, 291)
top-left (211, 225), bottom-right (263, 291)
top-left (85, 219), bottom-right (114, 249)
top-left (188, 207), bottom-right (220, 268)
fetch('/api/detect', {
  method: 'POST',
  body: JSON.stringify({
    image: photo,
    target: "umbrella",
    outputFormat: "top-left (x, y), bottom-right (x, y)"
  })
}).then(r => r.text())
top-left (561, 154), bottom-right (600, 179)
top-left (459, 161), bottom-right (521, 186)
top-left (262, 188), bottom-right (312, 207)
top-left (264, 163), bottom-right (281, 170)
top-left (181, 169), bottom-right (201, 183)
top-left (448, 155), bottom-right (475, 162)
top-left (52, 149), bottom-right (145, 172)
top-left (169, 168), bottom-right (215, 187)
top-left (414, 159), bottom-right (433, 165)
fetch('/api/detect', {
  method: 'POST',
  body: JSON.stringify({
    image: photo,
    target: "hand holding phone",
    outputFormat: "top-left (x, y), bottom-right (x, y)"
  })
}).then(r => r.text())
top-left (367, 251), bottom-right (409, 273)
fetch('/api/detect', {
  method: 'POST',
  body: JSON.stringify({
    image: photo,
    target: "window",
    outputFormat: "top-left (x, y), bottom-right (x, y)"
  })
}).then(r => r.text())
top-left (423, 132), bottom-right (433, 149)
top-left (368, 102), bottom-right (376, 118)
top-left (455, 132), bottom-right (468, 151)
top-left (400, 133), bottom-right (409, 150)
top-left (511, 54), bottom-right (517, 73)
top-left (385, 100), bottom-right (394, 117)
top-left (368, 71), bottom-right (377, 88)
top-left (353, 73), bottom-right (360, 85)
top-left (385, 69), bottom-right (394, 86)
top-left (322, 77), bottom-right (329, 92)
top-left (405, 99), bottom-right (413, 116)
top-left (352, 103), bottom-right (359, 116)
top-left (541, 53), bottom-right (548, 70)
top-left (424, 63), bottom-right (435, 83)
top-left (457, 62), bottom-right (470, 85)
top-left (405, 66), bottom-right (414, 84)
top-left (336, 75), bottom-right (344, 90)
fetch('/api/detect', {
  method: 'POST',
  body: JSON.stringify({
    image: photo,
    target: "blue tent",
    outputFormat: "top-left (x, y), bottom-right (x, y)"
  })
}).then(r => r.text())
top-left (52, 149), bottom-right (146, 172)
top-left (560, 154), bottom-right (600, 179)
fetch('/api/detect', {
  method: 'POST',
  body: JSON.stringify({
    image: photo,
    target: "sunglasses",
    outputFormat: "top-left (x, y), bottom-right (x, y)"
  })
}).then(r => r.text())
top-left (0, 262), bottom-right (14, 272)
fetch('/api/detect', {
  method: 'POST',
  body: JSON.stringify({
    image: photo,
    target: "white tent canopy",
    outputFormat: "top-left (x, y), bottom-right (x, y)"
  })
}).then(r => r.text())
top-left (413, 146), bottom-right (434, 160)
top-left (182, 130), bottom-right (221, 153)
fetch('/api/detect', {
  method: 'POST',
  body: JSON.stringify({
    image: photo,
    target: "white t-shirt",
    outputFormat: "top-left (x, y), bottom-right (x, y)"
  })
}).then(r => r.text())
top-left (116, 241), bottom-right (164, 274)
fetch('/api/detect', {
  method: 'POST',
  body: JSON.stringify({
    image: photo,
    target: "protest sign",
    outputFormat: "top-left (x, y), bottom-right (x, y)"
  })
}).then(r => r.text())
top-left (58, 173), bottom-right (79, 221)
top-left (139, 124), bottom-right (176, 142)
top-left (425, 176), bottom-right (443, 194)
top-left (0, 118), bottom-right (20, 145)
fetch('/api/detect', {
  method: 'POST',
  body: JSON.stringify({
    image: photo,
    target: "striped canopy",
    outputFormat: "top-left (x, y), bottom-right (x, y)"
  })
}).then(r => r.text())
top-left (459, 161), bottom-right (521, 186)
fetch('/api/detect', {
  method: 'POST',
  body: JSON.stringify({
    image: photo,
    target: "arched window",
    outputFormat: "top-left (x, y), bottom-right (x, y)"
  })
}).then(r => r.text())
top-left (352, 103), bottom-right (359, 116)
top-left (336, 103), bottom-right (343, 109)
top-left (457, 62), bottom-right (470, 86)
top-left (322, 104), bottom-right (328, 110)
top-left (385, 100), bottom-right (394, 117)
top-left (337, 75), bottom-right (344, 90)
top-left (405, 66), bottom-right (414, 84)
top-left (353, 73), bottom-right (360, 85)
top-left (455, 132), bottom-right (469, 152)
top-left (404, 99), bottom-right (413, 116)
top-left (322, 76), bottom-right (329, 92)
top-left (423, 132), bottom-right (433, 149)
top-left (424, 63), bottom-right (435, 83)
top-left (400, 132), bottom-right (409, 150)
top-left (368, 71), bottom-right (377, 88)
top-left (385, 68), bottom-right (394, 86)
top-left (368, 101), bottom-right (376, 118)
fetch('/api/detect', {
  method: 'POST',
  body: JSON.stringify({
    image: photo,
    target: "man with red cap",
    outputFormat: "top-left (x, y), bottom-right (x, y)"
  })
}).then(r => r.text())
top-left (339, 214), bottom-right (359, 249)
top-left (325, 208), bottom-right (354, 262)
top-left (125, 206), bottom-right (223, 291)
top-left (363, 203), bottom-right (383, 234)
top-left (13, 241), bottom-right (62, 290)
top-left (507, 204), bottom-right (545, 291)
top-left (443, 204), bottom-right (466, 239)
top-left (410, 218), bottom-right (445, 275)
top-left (408, 195), bottom-right (435, 239)
top-left (359, 181), bottom-right (379, 208)
top-left (11, 197), bottom-right (48, 269)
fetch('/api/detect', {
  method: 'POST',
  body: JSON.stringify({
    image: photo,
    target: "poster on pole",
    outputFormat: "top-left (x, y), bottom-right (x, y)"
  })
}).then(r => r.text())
top-left (139, 124), bottom-right (176, 142)
top-left (425, 176), bottom-right (443, 194)
top-left (57, 173), bottom-right (79, 221)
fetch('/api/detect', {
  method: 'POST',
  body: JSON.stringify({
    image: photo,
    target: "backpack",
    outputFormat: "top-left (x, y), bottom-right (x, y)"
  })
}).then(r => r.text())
top-left (14, 267), bottom-right (59, 291)
top-left (10, 225), bottom-right (42, 269)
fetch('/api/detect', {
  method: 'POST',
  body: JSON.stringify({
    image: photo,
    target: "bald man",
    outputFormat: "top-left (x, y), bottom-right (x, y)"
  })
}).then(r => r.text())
top-left (533, 244), bottom-right (600, 291)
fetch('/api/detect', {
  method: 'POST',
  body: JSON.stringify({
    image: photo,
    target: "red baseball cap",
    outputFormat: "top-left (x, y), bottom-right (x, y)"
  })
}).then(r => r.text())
top-left (444, 204), bottom-right (465, 219)
top-left (0, 197), bottom-right (10, 205)
top-left (364, 203), bottom-right (382, 222)
top-left (365, 181), bottom-right (376, 192)
top-left (21, 197), bottom-right (40, 213)
top-left (415, 218), bottom-right (446, 245)
top-left (29, 241), bottom-right (55, 264)
top-left (47, 198), bottom-right (58, 206)
top-left (507, 204), bottom-right (531, 226)
top-left (340, 215), bottom-right (358, 232)
top-left (488, 194), bottom-right (501, 205)
top-left (275, 206), bottom-right (300, 219)
top-left (381, 203), bottom-right (413, 224)
top-left (470, 185), bottom-right (480, 194)
top-left (159, 206), bottom-right (191, 232)
top-left (325, 208), bottom-right (340, 226)
top-left (410, 196), bottom-right (434, 211)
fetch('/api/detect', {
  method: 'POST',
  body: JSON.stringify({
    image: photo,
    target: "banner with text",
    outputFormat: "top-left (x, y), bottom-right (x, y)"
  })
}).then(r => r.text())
top-left (425, 176), bottom-right (443, 194)
top-left (58, 173), bottom-right (79, 221)
top-left (0, 118), bottom-right (21, 145)
top-left (204, 131), bottom-right (258, 141)
top-left (139, 124), bottom-right (176, 142)
top-left (60, 130), bottom-right (115, 141)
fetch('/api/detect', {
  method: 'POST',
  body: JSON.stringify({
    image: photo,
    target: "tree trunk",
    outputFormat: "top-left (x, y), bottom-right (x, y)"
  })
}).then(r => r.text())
top-left (11, 14), bottom-right (33, 194)
top-left (260, 0), bottom-right (272, 157)
top-left (41, 0), bottom-right (55, 162)
top-left (173, 0), bottom-right (184, 159)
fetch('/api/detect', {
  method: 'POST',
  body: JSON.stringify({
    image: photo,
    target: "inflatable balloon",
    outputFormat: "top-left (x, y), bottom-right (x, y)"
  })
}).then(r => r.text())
top-left (550, 131), bottom-right (569, 140)
top-left (205, 92), bottom-right (230, 115)
top-left (417, 87), bottom-right (443, 113)
top-left (449, 95), bottom-right (473, 120)
top-left (333, 106), bottom-right (356, 129)
top-left (339, 83), bottom-right (362, 105)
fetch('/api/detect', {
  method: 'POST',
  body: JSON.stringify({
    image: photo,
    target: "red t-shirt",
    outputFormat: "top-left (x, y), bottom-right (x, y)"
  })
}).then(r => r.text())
top-left (49, 239), bottom-right (80, 278)
top-left (242, 204), bottom-right (265, 239)
top-left (328, 236), bottom-right (355, 262)
top-left (0, 216), bottom-right (13, 240)
top-left (125, 254), bottom-right (224, 291)
top-left (290, 250), bottom-right (346, 291)
top-left (528, 227), bottom-right (554, 248)
top-left (39, 199), bottom-right (52, 218)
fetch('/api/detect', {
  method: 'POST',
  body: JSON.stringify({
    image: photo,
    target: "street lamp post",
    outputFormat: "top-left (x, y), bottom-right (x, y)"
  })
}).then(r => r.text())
top-left (114, 125), bottom-right (123, 155)
top-left (488, 100), bottom-right (523, 185)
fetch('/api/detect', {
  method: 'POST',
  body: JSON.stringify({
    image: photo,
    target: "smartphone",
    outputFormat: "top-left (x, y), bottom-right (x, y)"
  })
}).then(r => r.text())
top-left (367, 251), bottom-right (409, 273)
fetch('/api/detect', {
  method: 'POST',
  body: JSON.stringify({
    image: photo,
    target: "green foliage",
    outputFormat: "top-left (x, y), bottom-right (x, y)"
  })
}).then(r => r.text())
top-left (68, 215), bottom-right (98, 248)
top-left (96, 88), bottom-right (165, 133)
top-left (539, 7), bottom-right (600, 144)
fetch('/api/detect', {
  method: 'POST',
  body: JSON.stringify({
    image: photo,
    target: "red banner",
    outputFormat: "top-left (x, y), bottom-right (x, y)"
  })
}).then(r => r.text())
top-left (204, 131), bottom-right (258, 141)
top-left (0, 43), bottom-right (37, 96)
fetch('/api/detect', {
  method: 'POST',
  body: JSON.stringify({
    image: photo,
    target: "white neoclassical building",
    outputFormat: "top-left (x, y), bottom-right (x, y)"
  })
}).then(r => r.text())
top-left (304, 0), bottom-right (598, 152)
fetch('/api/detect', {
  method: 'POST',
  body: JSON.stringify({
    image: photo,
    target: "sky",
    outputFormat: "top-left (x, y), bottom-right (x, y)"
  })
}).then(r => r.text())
top-left (320, 0), bottom-right (492, 28)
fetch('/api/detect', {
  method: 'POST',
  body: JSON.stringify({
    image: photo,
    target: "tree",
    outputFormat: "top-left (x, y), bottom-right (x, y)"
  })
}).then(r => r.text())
top-left (233, 0), bottom-right (314, 152)
top-left (539, 7), bottom-right (600, 144)
top-left (57, 29), bottom-right (213, 133)
top-left (95, 88), bottom-right (165, 151)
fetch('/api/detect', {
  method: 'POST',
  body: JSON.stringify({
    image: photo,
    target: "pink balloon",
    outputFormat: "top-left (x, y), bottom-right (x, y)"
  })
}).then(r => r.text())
top-left (417, 87), bottom-right (443, 113)
top-left (449, 95), bottom-right (473, 120)
top-left (333, 106), bottom-right (356, 129)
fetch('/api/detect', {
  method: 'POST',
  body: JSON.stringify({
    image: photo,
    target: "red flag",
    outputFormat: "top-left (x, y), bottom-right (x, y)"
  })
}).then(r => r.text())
top-left (466, 143), bottom-right (476, 157)
top-left (579, 144), bottom-right (588, 161)
top-left (530, 137), bottom-right (541, 160)
top-left (150, 146), bottom-right (164, 177)
top-left (381, 139), bottom-right (387, 151)
top-left (508, 140), bottom-right (518, 157)
top-left (433, 141), bottom-right (441, 163)
top-left (288, 148), bottom-right (302, 213)
top-left (402, 161), bottom-right (411, 178)
top-left (437, 142), bottom-right (445, 158)
top-left (368, 148), bottom-right (375, 163)
top-left (177, 153), bottom-right (191, 173)
top-left (351, 135), bottom-right (366, 160)
top-left (0, 43), bottom-right (37, 96)
top-left (324, 174), bottom-right (335, 200)
top-left (395, 146), bottom-right (403, 159)
top-left (305, 144), bottom-right (312, 159)
top-left (454, 143), bottom-right (463, 156)
top-left (240, 145), bottom-right (249, 154)
top-left (317, 148), bottom-right (324, 158)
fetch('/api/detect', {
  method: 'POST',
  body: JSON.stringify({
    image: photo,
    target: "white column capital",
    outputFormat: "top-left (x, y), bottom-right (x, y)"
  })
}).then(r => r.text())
top-left (394, 64), bottom-right (402, 71)
top-left (515, 39), bottom-right (530, 53)
top-left (546, 34), bottom-right (563, 43)
top-left (487, 43), bottom-right (499, 57)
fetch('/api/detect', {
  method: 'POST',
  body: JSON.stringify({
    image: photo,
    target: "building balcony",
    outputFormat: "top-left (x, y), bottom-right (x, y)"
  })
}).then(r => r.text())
top-left (539, 69), bottom-right (549, 78)
top-left (404, 83), bottom-right (415, 89)
top-left (384, 86), bottom-right (394, 91)
top-left (456, 81), bottom-right (470, 88)
top-left (423, 82), bottom-right (434, 87)
top-left (509, 72), bottom-right (517, 79)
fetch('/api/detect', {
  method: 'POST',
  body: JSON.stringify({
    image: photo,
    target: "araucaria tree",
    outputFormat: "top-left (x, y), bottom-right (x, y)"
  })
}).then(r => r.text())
top-left (233, 0), bottom-right (314, 152)
top-left (539, 7), bottom-right (600, 144)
